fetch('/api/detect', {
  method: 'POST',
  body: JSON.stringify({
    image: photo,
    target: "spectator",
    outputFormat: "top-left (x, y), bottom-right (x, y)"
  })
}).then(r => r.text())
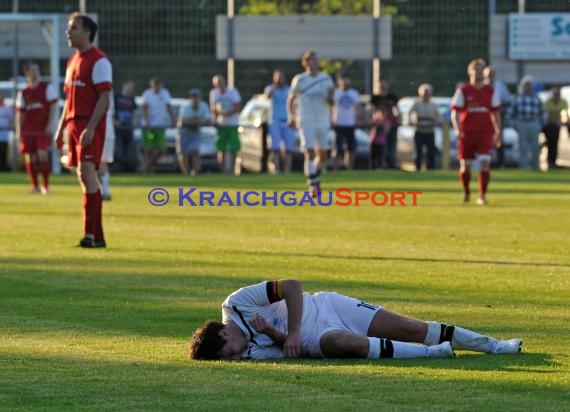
top-left (288, 50), bottom-right (334, 197)
top-left (542, 87), bottom-right (568, 170)
top-left (113, 80), bottom-right (137, 171)
top-left (332, 72), bottom-right (360, 171)
top-left (99, 93), bottom-right (115, 200)
top-left (507, 76), bottom-right (545, 170)
top-left (15, 61), bottom-right (57, 193)
top-left (210, 74), bottom-right (242, 175)
top-left (409, 83), bottom-right (442, 171)
top-left (264, 70), bottom-right (294, 174)
top-left (372, 78), bottom-right (399, 169)
top-left (368, 103), bottom-right (390, 170)
top-left (55, 12), bottom-right (112, 248)
top-left (188, 278), bottom-right (522, 361)
top-left (0, 91), bottom-right (14, 172)
top-left (141, 77), bottom-right (176, 173)
top-left (177, 88), bottom-right (210, 175)
top-left (484, 66), bottom-right (512, 169)
top-left (451, 59), bottom-right (502, 206)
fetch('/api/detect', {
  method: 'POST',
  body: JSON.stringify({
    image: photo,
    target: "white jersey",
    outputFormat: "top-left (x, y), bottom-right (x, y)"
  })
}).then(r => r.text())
top-left (289, 72), bottom-right (333, 128)
top-left (333, 88), bottom-right (360, 126)
top-left (209, 87), bottom-right (241, 126)
top-left (142, 87), bottom-right (172, 127)
top-left (222, 281), bottom-right (318, 360)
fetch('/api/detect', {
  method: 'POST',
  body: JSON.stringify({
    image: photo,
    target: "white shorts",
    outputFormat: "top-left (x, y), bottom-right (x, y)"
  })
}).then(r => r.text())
top-left (304, 292), bottom-right (382, 357)
top-left (101, 114), bottom-right (116, 163)
top-left (299, 125), bottom-right (330, 151)
top-left (101, 136), bottom-right (115, 163)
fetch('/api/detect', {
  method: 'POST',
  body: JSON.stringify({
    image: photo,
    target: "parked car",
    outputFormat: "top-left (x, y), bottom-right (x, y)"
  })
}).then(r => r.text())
top-left (396, 96), bottom-right (520, 169)
top-left (132, 97), bottom-right (218, 172)
top-left (238, 94), bottom-right (371, 173)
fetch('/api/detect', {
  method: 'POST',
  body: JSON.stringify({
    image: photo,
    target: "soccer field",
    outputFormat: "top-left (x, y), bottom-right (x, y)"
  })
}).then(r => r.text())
top-left (1, 170), bottom-right (568, 411)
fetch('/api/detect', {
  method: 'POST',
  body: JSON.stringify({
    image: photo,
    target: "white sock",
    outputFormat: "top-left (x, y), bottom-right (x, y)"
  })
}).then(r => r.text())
top-left (392, 341), bottom-right (428, 358)
top-left (367, 337), bottom-right (381, 358)
top-left (452, 326), bottom-right (497, 353)
top-left (424, 321), bottom-right (441, 345)
top-left (424, 321), bottom-right (497, 352)
top-left (99, 172), bottom-right (110, 197)
top-left (368, 337), bottom-right (428, 359)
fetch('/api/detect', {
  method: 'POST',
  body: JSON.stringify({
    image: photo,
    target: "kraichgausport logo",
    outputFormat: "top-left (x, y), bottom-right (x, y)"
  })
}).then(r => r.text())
top-left (147, 188), bottom-right (422, 207)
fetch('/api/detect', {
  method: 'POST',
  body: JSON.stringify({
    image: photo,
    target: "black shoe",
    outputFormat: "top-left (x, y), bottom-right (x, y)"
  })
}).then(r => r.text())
top-left (78, 237), bottom-right (106, 248)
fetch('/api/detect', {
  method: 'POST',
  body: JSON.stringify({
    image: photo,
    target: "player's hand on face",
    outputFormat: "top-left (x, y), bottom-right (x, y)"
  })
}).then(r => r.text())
top-left (283, 331), bottom-right (302, 358)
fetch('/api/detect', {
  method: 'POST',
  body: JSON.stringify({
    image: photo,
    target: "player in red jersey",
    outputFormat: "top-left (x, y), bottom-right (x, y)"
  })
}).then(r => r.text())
top-left (55, 13), bottom-right (112, 248)
top-left (451, 59), bottom-right (502, 205)
top-left (15, 61), bottom-right (58, 194)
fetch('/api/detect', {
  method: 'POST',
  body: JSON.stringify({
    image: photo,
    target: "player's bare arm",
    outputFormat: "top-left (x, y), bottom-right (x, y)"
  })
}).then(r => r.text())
top-left (251, 314), bottom-right (309, 357)
top-left (451, 109), bottom-right (463, 139)
top-left (281, 279), bottom-right (303, 358)
top-left (81, 90), bottom-right (110, 147)
top-left (287, 93), bottom-right (296, 128)
top-left (491, 110), bottom-right (502, 147)
top-left (55, 98), bottom-right (69, 150)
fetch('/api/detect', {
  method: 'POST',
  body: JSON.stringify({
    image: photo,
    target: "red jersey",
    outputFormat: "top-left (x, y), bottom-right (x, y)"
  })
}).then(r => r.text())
top-left (16, 82), bottom-right (58, 135)
top-left (451, 84), bottom-right (500, 135)
top-left (63, 47), bottom-right (112, 122)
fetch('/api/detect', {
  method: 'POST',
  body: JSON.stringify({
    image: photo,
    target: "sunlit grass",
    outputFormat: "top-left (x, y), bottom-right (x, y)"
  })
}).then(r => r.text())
top-left (0, 169), bottom-right (568, 410)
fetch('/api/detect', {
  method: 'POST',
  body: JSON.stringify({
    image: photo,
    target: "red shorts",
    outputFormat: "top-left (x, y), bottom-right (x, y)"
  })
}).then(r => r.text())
top-left (67, 117), bottom-right (106, 168)
top-left (457, 133), bottom-right (493, 160)
top-left (19, 133), bottom-right (51, 154)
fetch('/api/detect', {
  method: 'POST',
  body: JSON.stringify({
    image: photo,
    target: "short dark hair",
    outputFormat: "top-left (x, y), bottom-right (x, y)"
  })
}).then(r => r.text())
top-left (188, 321), bottom-right (226, 360)
top-left (70, 12), bottom-right (98, 43)
top-left (22, 60), bottom-right (38, 74)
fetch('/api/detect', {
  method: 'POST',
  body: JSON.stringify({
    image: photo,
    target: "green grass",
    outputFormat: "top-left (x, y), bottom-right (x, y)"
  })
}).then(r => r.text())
top-left (0, 169), bottom-right (569, 411)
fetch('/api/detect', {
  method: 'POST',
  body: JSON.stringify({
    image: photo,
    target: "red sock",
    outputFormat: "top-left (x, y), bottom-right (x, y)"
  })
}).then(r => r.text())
top-left (94, 190), bottom-right (105, 241)
top-left (479, 171), bottom-right (490, 198)
top-left (26, 161), bottom-right (38, 189)
top-left (40, 160), bottom-right (50, 189)
top-left (83, 192), bottom-right (98, 238)
top-left (459, 170), bottom-right (471, 195)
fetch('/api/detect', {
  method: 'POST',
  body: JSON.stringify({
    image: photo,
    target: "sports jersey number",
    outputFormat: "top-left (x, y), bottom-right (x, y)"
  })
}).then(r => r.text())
top-left (357, 301), bottom-right (377, 311)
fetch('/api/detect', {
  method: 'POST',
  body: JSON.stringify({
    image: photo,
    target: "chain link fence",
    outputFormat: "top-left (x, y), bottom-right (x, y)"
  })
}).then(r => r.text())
top-left (1, 0), bottom-right (569, 101)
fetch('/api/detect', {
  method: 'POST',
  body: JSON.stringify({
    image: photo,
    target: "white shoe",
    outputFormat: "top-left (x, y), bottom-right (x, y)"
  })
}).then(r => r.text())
top-left (490, 338), bottom-right (522, 354)
top-left (427, 341), bottom-right (455, 358)
top-left (476, 197), bottom-right (487, 206)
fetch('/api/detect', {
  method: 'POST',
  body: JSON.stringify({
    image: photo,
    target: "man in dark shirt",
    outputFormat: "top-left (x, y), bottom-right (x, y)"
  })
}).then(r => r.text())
top-left (372, 78), bottom-right (399, 169)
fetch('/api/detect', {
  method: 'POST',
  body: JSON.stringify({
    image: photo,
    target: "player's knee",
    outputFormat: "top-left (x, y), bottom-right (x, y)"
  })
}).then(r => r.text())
top-left (320, 332), bottom-right (346, 356)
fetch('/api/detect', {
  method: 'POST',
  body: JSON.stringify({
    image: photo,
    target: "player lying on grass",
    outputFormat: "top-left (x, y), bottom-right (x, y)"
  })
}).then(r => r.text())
top-left (189, 279), bottom-right (522, 361)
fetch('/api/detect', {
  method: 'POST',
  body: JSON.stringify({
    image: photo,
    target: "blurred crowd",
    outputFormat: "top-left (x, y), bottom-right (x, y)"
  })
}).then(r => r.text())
top-left (2, 55), bottom-right (568, 179)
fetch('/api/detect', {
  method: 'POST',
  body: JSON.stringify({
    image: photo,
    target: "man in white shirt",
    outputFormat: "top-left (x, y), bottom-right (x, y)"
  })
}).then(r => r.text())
top-left (177, 88), bottom-right (210, 175)
top-left (332, 72), bottom-right (360, 170)
top-left (210, 74), bottom-right (242, 175)
top-left (189, 279), bottom-right (522, 361)
top-left (264, 70), bottom-right (294, 174)
top-left (141, 77), bottom-right (176, 173)
top-left (288, 51), bottom-right (334, 197)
